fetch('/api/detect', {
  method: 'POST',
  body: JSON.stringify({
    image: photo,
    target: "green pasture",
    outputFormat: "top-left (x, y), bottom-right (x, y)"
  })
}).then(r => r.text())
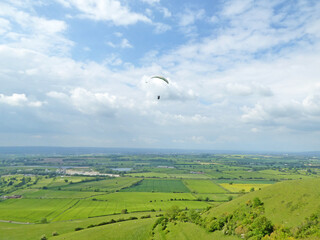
top-left (168, 173), bottom-right (211, 179)
top-left (127, 172), bottom-right (170, 178)
top-left (258, 169), bottom-right (314, 179)
top-left (213, 179), bottom-right (276, 184)
top-left (0, 212), bottom-right (158, 240)
top-left (54, 177), bottom-right (140, 192)
top-left (29, 177), bottom-right (53, 189)
top-left (54, 192), bottom-right (210, 221)
top-left (11, 189), bottom-right (104, 199)
top-left (121, 179), bottom-right (190, 193)
top-left (53, 218), bottom-right (155, 240)
top-left (183, 179), bottom-right (227, 193)
top-left (30, 176), bottom-right (90, 189)
top-left (0, 198), bottom-right (77, 222)
top-left (0, 175), bottom-right (37, 193)
top-left (202, 171), bottom-right (237, 179)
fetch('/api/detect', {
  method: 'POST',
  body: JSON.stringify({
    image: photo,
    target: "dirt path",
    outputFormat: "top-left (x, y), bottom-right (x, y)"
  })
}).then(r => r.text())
top-left (0, 220), bottom-right (34, 224)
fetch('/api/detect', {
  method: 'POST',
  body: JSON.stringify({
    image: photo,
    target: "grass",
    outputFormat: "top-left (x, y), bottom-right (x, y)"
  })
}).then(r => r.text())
top-left (11, 189), bottom-right (104, 199)
top-left (0, 188), bottom-right (211, 223)
top-left (219, 183), bottom-right (272, 192)
top-left (183, 180), bottom-right (227, 193)
top-left (0, 198), bottom-right (77, 222)
top-left (213, 179), bottom-right (276, 184)
top-left (54, 192), bottom-right (211, 221)
top-left (121, 179), bottom-right (190, 193)
top-left (53, 218), bottom-right (155, 240)
top-left (53, 177), bottom-right (140, 192)
top-left (127, 172), bottom-right (170, 178)
top-left (194, 193), bottom-right (239, 202)
top-left (0, 212), bottom-right (158, 240)
top-left (205, 178), bottom-right (320, 227)
top-left (32, 176), bottom-right (88, 189)
top-left (168, 173), bottom-right (211, 179)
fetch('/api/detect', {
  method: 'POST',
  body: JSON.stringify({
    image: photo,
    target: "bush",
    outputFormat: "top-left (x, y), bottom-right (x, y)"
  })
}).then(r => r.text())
top-left (40, 235), bottom-right (47, 240)
top-left (121, 209), bottom-right (128, 214)
top-left (52, 231), bottom-right (59, 236)
top-left (253, 197), bottom-right (263, 207)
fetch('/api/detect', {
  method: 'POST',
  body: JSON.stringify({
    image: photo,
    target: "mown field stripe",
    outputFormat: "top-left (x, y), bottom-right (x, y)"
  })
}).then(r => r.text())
top-left (49, 200), bottom-right (80, 222)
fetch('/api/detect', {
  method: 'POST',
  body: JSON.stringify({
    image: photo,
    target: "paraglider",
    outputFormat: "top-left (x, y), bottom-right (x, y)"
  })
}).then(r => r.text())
top-left (150, 76), bottom-right (169, 84)
top-left (148, 75), bottom-right (169, 100)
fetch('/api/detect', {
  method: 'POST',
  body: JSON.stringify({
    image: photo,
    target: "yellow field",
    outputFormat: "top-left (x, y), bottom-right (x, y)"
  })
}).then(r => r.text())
top-left (219, 183), bottom-right (271, 193)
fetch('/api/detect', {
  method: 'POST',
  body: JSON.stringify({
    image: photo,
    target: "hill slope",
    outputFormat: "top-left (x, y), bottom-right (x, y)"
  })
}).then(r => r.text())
top-left (205, 177), bottom-right (320, 227)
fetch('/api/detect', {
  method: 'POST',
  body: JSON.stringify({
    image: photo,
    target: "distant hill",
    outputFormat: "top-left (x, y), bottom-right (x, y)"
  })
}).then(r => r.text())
top-left (1, 146), bottom-right (319, 155)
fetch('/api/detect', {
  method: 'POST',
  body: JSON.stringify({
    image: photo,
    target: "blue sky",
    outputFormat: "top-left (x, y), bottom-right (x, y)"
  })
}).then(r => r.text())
top-left (0, 0), bottom-right (320, 151)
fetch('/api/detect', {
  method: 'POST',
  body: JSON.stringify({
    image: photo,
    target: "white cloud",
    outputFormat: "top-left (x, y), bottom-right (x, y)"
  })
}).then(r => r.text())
top-left (58, 0), bottom-right (151, 26)
top-left (153, 22), bottom-right (171, 34)
top-left (0, 93), bottom-right (43, 107)
top-left (107, 38), bottom-right (133, 49)
top-left (178, 9), bottom-right (205, 27)
top-left (47, 91), bottom-right (68, 99)
top-left (302, 94), bottom-right (320, 116)
top-left (226, 82), bottom-right (273, 97)
top-left (120, 38), bottom-right (133, 48)
top-left (140, 0), bottom-right (160, 5)
top-left (226, 83), bottom-right (253, 96)
top-left (241, 92), bottom-right (320, 131)
top-left (222, 0), bottom-right (253, 16)
top-left (159, 7), bottom-right (171, 18)
top-left (1, 0), bottom-right (320, 150)
top-left (70, 88), bottom-right (117, 115)
top-left (0, 2), bottom-right (72, 55)
top-left (0, 18), bottom-right (11, 35)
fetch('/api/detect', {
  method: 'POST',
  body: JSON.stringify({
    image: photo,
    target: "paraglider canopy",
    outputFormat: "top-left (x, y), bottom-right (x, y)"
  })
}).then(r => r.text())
top-left (150, 75), bottom-right (169, 84)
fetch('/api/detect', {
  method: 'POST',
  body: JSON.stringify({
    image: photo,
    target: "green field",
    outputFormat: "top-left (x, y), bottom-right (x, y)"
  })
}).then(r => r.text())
top-left (1, 152), bottom-right (320, 239)
top-left (127, 172), bottom-right (170, 178)
top-left (54, 192), bottom-right (210, 221)
top-left (121, 179), bottom-right (190, 193)
top-left (53, 218), bottom-right (155, 240)
top-left (183, 179), bottom-right (227, 193)
top-left (0, 198), bottom-right (78, 222)
top-left (11, 189), bottom-right (105, 199)
top-left (0, 212), bottom-right (159, 240)
top-left (168, 173), bottom-right (211, 179)
top-left (30, 176), bottom-right (89, 189)
top-left (0, 192), bottom-right (211, 223)
top-left (53, 177), bottom-right (140, 192)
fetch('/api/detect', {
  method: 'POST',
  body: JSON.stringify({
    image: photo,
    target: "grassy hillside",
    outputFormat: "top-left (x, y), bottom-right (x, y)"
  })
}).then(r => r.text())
top-left (53, 218), bottom-right (154, 240)
top-left (0, 212), bottom-right (158, 240)
top-left (204, 177), bottom-right (320, 227)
